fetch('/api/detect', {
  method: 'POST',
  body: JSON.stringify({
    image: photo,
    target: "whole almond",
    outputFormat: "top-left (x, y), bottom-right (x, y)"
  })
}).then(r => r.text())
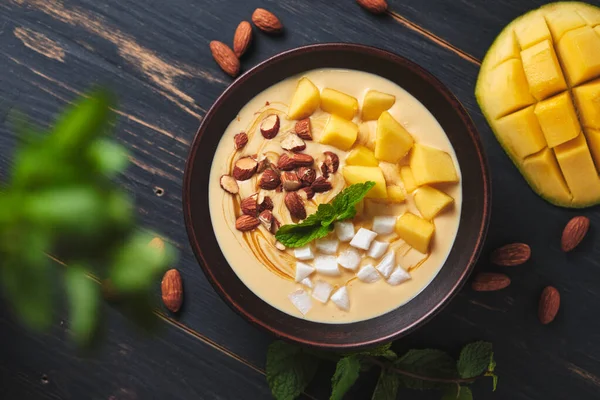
top-left (311, 177), bottom-right (332, 193)
top-left (539, 286), bottom-right (560, 324)
top-left (297, 167), bottom-right (316, 186)
top-left (357, 0), bottom-right (388, 14)
top-left (491, 243), bottom-right (531, 266)
top-left (161, 269), bottom-right (183, 313)
top-left (561, 216), bottom-right (590, 252)
top-left (240, 193), bottom-right (258, 216)
top-left (252, 8), bottom-right (283, 34)
top-left (277, 154), bottom-right (296, 171)
top-left (281, 171), bottom-right (302, 191)
top-left (209, 41), bottom-right (240, 77)
top-left (285, 192), bottom-right (306, 220)
top-left (234, 132), bottom-right (248, 150)
top-left (233, 21), bottom-right (252, 58)
top-left (235, 214), bottom-right (260, 231)
top-left (259, 169), bottom-right (281, 190)
top-left (471, 272), bottom-right (511, 292)
top-left (291, 153), bottom-right (314, 167)
top-left (295, 118), bottom-right (312, 140)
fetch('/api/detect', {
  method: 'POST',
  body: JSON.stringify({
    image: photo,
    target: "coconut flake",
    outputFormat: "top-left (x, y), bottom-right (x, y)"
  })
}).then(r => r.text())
top-left (330, 287), bottom-right (350, 311)
top-left (368, 241), bottom-right (389, 259)
top-left (387, 267), bottom-right (411, 286)
top-left (372, 216), bottom-right (396, 235)
top-left (376, 251), bottom-right (396, 278)
top-left (300, 277), bottom-right (313, 289)
top-left (288, 289), bottom-right (312, 315)
top-left (337, 248), bottom-right (362, 271)
top-left (334, 221), bottom-right (355, 242)
top-left (350, 228), bottom-right (378, 250)
top-left (315, 237), bottom-right (339, 255)
top-left (294, 245), bottom-right (314, 261)
top-left (312, 281), bottom-right (333, 303)
top-left (357, 265), bottom-right (381, 283)
top-left (314, 255), bottom-right (340, 276)
top-left (295, 262), bottom-right (315, 282)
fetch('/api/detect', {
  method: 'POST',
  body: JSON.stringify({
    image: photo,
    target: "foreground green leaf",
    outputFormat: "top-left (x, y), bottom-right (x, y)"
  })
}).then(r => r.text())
top-left (266, 341), bottom-right (319, 400)
top-left (457, 341), bottom-right (493, 379)
top-left (65, 265), bottom-right (99, 345)
top-left (371, 369), bottom-right (400, 400)
top-left (394, 349), bottom-right (458, 390)
top-left (330, 356), bottom-right (361, 400)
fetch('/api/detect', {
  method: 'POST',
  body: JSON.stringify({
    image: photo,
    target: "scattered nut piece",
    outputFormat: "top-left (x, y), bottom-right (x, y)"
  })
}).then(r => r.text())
top-left (220, 175), bottom-right (239, 194)
top-left (271, 216), bottom-right (281, 234)
top-left (295, 118), bottom-right (312, 140)
top-left (321, 151), bottom-right (339, 178)
top-left (297, 167), bottom-right (316, 186)
top-left (235, 214), bottom-right (260, 231)
top-left (277, 154), bottom-right (296, 171)
top-left (539, 286), bottom-right (560, 325)
top-left (275, 241), bottom-right (286, 251)
top-left (291, 153), bottom-right (314, 167)
top-left (240, 193), bottom-right (258, 216)
top-left (234, 132), bottom-right (248, 149)
top-left (260, 114), bottom-right (280, 139)
top-left (161, 269), bottom-right (183, 313)
top-left (259, 169), bottom-right (281, 190)
top-left (209, 41), bottom-right (240, 77)
top-left (281, 171), bottom-right (302, 191)
top-left (232, 157), bottom-right (258, 180)
top-left (357, 0), bottom-right (388, 14)
top-left (561, 216), bottom-right (589, 252)
top-left (299, 186), bottom-right (315, 200)
top-left (281, 134), bottom-right (306, 152)
top-left (312, 176), bottom-right (333, 193)
top-left (233, 21), bottom-right (252, 58)
top-left (258, 196), bottom-right (274, 212)
top-left (285, 192), bottom-right (306, 220)
top-left (491, 243), bottom-right (531, 266)
top-left (258, 209), bottom-right (274, 231)
top-left (252, 8), bottom-right (283, 34)
top-left (471, 272), bottom-right (511, 292)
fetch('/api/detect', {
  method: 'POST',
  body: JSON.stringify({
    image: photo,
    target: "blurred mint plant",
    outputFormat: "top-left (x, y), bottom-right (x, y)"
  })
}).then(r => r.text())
top-left (0, 90), bottom-right (174, 345)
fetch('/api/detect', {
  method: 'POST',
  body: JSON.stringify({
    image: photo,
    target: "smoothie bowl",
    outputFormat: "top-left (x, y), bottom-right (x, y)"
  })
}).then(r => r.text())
top-left (183, 44), bottom-right (490, 349)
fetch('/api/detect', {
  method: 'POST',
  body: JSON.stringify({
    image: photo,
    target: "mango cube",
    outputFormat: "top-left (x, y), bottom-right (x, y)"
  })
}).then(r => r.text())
top-left (487, 30), bottom-right (520, 67)
top-left (342, 166), bottom-right (387, 199)
top-left (534, 92), bottom-right (581, 148)
top-left (379, 162), bottom-right (401, 185)
top-left (320, 115), bottom-right (358, 151)
top-left (374, 111), bottom-right (414, 163)
top-left (395, 212), bottom-right (435, 254)
top-left (400, 166), bottom-right (417, 193)
top-left (520, 40), bottom-right (567, 101)
top-left (410, 144), bottom-right (459, 186)
top-left (514, 12), bottom-right (552, 50)
top-left (413, 186), bottom-right (454, 220)
top-left (545, 8), bottom-right (586, 41)
top-left (346, 145), bottom-right (379, 166)
top-left (522, 148), bottom-right (572, 204)
top-left (494, 106), bottom-right (547, 159)
top-left (557, 26), bottom-right (600, 86)
top-left (480, 59), bottom-right (535, 119)
top-left (554, 134), bottom-right (600, 204)
top-left (573, 80), bottom-right (600, 129)
top-left (584, 128), bottom-right (600, 169)
top-left (357, 122), bottom-right (376, 150)
top-left (362, 90), bottom-right (396, 121)
top-left (288, 77), bottom-right (320, 120)
top-left (387, 185), bottom-right (406, 203)
top-left (320, 88), bottom-right (359, 120)
top-left (577, 5), bottom-right (600, 26)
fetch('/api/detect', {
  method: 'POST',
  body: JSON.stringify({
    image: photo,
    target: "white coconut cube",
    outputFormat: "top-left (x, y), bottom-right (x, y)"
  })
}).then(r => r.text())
top-left (330, 287), bottom-right (350, 311)
top-left (300, 277), bottom-right (313, 289)
top-left (387, 267), bottom-right (411, 286)
top-left (294, 245), bottom-right (314, 261)
top-left (372, 216), bottom-right (396, 235)
top-left (350, 228), bottom-right (378, 250)
top-left (357, 264), bottom-right (381, 283)
top-left (337, 248), bottom-right (362, 271)
top-left (334, 221), bottom-right (355, 242)
top-left (288, 289), bottom-right (312, 315)
top-left (312, 280), bottom-right (333, 303)
top-left (295, 261), bottom-right (315, 282)
top-left (314, 255), bottom-right (340, 276)
top-left (367, 240), bottom-right (389, 259)
top-left (315, 237), bottom-right (339, 255)
top-left (375, 251), bottom-right (396, 278)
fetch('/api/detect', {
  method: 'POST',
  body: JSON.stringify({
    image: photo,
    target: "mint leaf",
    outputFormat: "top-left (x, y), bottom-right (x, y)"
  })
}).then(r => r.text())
top-left (65, 265), bottom-right (99, 345)
top-left (275, 223), bottom-right (333, 248)
top-left (266, 341), bottom-right (319, 400)
top-left (332, 181), bottom-right (375, 220)
top-left (350, 343), bottom-right (397, 361)
top-left (484, 352), bottom-right (498, 390)
top-left (371, 370), bottom-right (400, 400)
top-left (457, 341), bottom-right (493, 379)
top-left (441, 386), bottom-right (473, 400)
top-left (330, 355), bottom-right (361, 400)
top-left (394, 349), bottom-right (458, 390)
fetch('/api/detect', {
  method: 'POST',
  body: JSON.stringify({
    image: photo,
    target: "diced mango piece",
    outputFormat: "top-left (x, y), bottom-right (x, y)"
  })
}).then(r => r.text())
top-left (374, 111), bottom-right (414, 163)
top-left (400, 166), bottom-right (417, 193)
top-left (493, 106), bottom-right (547, 159)
top-left (362, 90), bottom-right (396, 121)
top-left (486, 30), bottom-right (520, 67)
top-left (395, 212), bottom-right (435, 254)
top-left (522, 148), bottom-right (571, 204)
top-left (577, 4), bottom-right (600, 26)
top-left (514, 12), bottom-right (552, 50)
top-left (554, 134), bottom-right (600, 203)
top-left (364, 199), bottom-right (402, 216)
top-left (545, 8), bottom-right (586, 41)
top-left (320, 88), bottom-right (359, 120)
top-left (342, 166), bottom-right (387, 199)
top-left (520, 40), bottom-right (567, 101)
top-left (346, 145), bottom-right (379, 166)
top-left (584, 128), bottom-right (600, 169)
top-left (379, 162), bottom-right (401, 186)
top-left (357, 122), bottom-right (376, 150)
top-left (557, 26), bottom-right (600, 86)
top-left (480, 59), bottom-right (535, 119)
top-left (413, 186), bottom-right (454, 220)
top-left (320, 115), bottom-right (358, 151)
top-left (387, 185), bottom-right (406, 203)
top-left (534, 92), bottom-right (581, 148)
top-left (573, 79), bottom-right (600, 129)
top-left (288, 77), bottom-right (320, 120)
top-left (410, 144), bottom-right (459, 186)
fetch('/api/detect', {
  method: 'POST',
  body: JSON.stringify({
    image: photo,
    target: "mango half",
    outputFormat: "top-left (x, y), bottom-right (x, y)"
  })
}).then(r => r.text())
top-left (476, 2), bottom-right (600, 208)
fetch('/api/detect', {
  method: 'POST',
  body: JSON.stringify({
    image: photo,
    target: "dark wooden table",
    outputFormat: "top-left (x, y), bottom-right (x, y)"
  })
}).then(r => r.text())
top-left (2, 1), bottom-right (600, 399)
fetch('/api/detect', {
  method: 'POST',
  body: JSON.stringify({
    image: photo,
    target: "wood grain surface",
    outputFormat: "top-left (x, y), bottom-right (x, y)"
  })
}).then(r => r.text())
top-left (1, 0), bottom-right (600, 399)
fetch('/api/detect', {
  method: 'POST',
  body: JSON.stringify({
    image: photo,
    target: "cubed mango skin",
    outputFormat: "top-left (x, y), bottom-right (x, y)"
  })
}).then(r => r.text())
top-left (374, 112), bottom-right (414, 163)
top-left (395, 212), bottom-right (435, 254)
top-left (413, 186), bottom-right (454, 220)
top-left (557, 26), bottom-right (600, 86)
top-left (534, 92), bottom-right (581, 148)
top-left (514, 12), bottom-right (552, 50)
top-left (320, 88), bottom-right (359, 120)
top-left (288, 77), bottom-right (320, 120)
top-left (522, 148), bottom-right (572, 205)
top-left (554, 134), bottom-right (600, 204)
top-left (410, 144), bottom-right (459, 186)
top-left (520, 39), bottom-right (567, 101)
top-left (346, 145), bottom-right (379, 166)
top-left (493, 106), bottom-right (547, 159)
top-left (573, 80), bottom-right (600, 130)
top-left (342, 166), bottom-right (388, 199)
top-left (320, 115), bottom-right (358, 151)
top-left (362, 90), bottom-right (396, 121)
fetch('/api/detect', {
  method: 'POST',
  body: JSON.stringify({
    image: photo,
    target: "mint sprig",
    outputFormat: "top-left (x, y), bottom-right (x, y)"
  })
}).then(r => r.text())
top-left (275, 181), bottom-right (375, 248)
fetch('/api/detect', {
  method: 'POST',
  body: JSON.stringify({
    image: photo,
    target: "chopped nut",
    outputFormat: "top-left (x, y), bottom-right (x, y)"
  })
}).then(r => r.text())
top-left (271, 216), bottom-right (281, 234)
top-left (297, 167), bottom-right (316, 186)
top-left (260, 114), bottom-right (280, 139)
top-left (285, 192), bottom-right (306, 220)
top-left (281, 134), bottom-right (306, 152)
top-left (275, 241), bottom-right (286, 250)
top-left (234, 132), bottom-right (248, 149)
top-left (312, 177), bottom-right (332, 193)
top-left (295, 118), bottom-right (312, 140)
top-left (281, 171), bottom-right (302, 191)
top-left (240, 193), bottom-right (258, 216)
top-left (235, 215), bottom-right (260, 231)
top-left (220, 175), bottom-right (239, 194)
top-left (259, 169), bottom-right (281, 190)
top-left (232, 157), bottom-right (258, 181)
top-left (291, 153), bottom-right (314, 167)
top-left (258, 196), bottom-right (274, 212)
top-left (258, 210), bottom-right (274, 231)
top-left (299, 186), bottom-right (314, 200)
top-left (321, 151), bottom-right (339, 178)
